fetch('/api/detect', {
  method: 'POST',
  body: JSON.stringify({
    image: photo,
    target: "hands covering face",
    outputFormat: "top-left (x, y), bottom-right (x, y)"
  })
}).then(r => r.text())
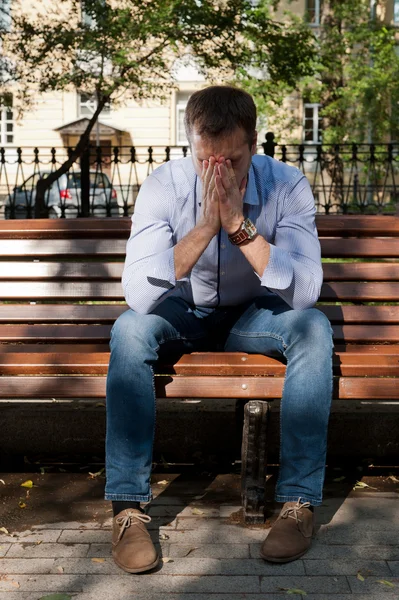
top-left (200, 155), bottom-right (247, 237)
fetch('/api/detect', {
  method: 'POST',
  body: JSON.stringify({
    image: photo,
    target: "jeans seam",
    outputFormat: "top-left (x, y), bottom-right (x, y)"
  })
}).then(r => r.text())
top-left (229, 329), bottom-right (286, 343)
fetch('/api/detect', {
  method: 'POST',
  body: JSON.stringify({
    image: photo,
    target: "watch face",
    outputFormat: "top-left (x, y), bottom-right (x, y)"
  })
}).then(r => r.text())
top-left (243, 218), bottom-right (257, 239)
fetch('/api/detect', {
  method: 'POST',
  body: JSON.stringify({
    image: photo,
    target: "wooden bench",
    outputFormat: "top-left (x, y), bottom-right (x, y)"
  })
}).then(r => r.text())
top-left (0, 216), bottom-right (398, 522)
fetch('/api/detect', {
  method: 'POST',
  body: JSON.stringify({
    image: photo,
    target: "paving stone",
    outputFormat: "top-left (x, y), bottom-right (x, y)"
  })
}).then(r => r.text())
top-left (169, 544), bottom-right (250, 559)
top-left (304, 559), bottom-right (392, 576)
top-left (0, 558), bottom-right (55, 574)
top-left (0, 594), bottom-right (48, 600)
top-left (298, 596), bottom-right (398, 600)
top-left (388, 561), bottom-right (399, 575)
top-left (219, 505), bottom-right (242, 518)
top-left (0, 530), bottom-right (60, 544)
top-left (6, 542), bottom-right (89, 558)
top-left (58, 530), bottom-right (112, 543)
top-left (169, 506), bottom-right (220, 518)
top-left (83, 574), bottom-right (261, 594)
top-left (31, 520), bottom-right (103, 530)
top-left (75, 595), bottom-right (287, 600)
top-left (0, 574), bottom-right (85, 592)
top-left (157, 557), bottom-right (222, 575)
top-left (0, 543), bottom-right (10, 557)
top-left (51, 557), bottom-right (122, 574)
top-left (221, 558), bottom-right (305, 575)
top-left (162, 524), bottom-right (267, 544)
top-left (347, 575), bottom-right (399, 594)
top-left (304, 543), bottom-right (399, 561)
top-left (316, 525), bottom-right (399, 545)
top-left (260, 575), bottom-right (350, 594)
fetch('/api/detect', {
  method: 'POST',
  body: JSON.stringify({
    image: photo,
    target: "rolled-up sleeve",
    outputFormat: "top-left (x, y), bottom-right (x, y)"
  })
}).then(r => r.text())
top-left (122, 174), bottom-right (188, 314)
top-left (260, 171), bottom-right (323, 310)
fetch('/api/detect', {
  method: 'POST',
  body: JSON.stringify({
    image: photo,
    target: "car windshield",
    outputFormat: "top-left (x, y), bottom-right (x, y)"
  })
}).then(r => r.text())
top-left (67, 172), bottom-right (111, 189)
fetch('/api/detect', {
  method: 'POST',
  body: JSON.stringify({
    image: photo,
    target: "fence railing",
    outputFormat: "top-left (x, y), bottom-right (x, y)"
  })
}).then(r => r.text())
top-left (1, 134), bottom-right (398, 218)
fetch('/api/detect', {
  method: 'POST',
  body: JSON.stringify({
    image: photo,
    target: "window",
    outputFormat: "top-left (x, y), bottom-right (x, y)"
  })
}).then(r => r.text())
top-left (394, 0), bottom-right (399, 23)
top-left (176, 92), bottom-right (191, 146)
top-left (305, 0), bottom-right (321, 25)
top-left (0, 94), bottom-right (13, 145)
top-left (0, 0), bottom-right (11, 32)
top-left (79, 93), bottom-right (110, 117)
top-left (303, 103), bottom-right (322, 143)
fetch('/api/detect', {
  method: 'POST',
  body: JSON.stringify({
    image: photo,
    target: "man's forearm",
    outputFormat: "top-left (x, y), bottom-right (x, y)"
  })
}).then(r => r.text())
top-left (174, 224), bottom-right (217, 281)
top-left (238, 233), bottom-right (271, 277)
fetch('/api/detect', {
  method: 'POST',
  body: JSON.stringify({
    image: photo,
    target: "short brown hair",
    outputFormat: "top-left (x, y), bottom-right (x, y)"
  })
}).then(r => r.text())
top-left (184, 85), bottom-right (256, 146)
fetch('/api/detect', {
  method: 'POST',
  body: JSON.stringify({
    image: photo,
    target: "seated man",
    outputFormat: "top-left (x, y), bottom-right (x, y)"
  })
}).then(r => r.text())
top-left (105, 85), bottom-right (333, 573)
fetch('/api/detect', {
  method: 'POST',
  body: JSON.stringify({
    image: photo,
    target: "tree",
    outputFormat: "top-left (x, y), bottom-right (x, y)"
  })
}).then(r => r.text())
top-left (239, 0), bottom-right (399, 144)
top-left (0, 0), bottom-right (316, 216)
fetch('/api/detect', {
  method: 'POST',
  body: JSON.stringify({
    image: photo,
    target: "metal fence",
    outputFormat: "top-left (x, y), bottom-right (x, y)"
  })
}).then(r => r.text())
top-left (1, 134), bottom-right (398, 218)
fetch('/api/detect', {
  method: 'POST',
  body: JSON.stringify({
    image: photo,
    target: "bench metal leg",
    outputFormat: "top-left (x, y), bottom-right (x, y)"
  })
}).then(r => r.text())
top-left (241, 400), bottom-right (270, 524)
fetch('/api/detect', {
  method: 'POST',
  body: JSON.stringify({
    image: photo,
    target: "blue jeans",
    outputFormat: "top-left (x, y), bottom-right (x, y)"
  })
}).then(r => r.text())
top-left (105, 295), bottom-right (333, 506)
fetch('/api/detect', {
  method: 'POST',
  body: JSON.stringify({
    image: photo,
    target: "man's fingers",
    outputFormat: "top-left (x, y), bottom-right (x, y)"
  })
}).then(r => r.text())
top-left (217, 162), bottom-right (233, 191)
top-left (215, 174), bottom-right (227, 202)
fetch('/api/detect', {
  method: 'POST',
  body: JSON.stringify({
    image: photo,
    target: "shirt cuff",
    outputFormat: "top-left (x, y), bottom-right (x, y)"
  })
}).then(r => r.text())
top-left (147, 247), bottom-right (189, 289)
top-left (260, 244), bottom-right (294, 290)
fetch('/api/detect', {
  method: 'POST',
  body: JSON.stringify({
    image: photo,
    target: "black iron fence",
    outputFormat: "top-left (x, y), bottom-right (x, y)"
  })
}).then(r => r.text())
top-left (1, 133), bottom-right (398, 218)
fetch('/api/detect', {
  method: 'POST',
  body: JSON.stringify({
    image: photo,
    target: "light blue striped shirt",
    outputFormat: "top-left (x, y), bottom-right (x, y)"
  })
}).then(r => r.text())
top-left (123, 154), bottom-right (323, 315)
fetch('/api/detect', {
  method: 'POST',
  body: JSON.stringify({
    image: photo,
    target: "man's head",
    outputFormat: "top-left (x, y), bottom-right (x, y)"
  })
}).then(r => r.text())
top-left (184, 85), bottom-right (258, 186)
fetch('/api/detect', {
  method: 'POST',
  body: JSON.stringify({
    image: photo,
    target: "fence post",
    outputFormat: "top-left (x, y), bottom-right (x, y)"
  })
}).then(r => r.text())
top-left (80, 143), bottom-right (91, 217)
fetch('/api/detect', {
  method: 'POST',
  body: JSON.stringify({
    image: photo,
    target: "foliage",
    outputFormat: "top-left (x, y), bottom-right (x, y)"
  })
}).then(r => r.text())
top-left (239, 0), bottom-right (399, 144)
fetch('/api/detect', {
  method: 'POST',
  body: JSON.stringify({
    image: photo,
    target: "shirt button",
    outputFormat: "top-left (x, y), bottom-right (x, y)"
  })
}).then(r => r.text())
top-left (221, 244), bottom-right (226, 249)
top-left (221, 271), bottom-right (225, 276)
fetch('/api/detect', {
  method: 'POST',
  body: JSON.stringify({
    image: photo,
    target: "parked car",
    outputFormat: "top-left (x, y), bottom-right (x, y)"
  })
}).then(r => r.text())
top-left (5, 170), bottom-right (123, 218)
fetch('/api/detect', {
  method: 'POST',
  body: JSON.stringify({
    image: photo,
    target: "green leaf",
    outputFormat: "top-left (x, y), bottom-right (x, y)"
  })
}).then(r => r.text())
top-left (279, 588), bottom-right (307, 595)
top-left (376, 580), bottom-right (395, 588)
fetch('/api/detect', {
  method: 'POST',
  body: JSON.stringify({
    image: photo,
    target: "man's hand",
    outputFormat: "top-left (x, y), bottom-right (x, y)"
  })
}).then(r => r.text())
top-left (215, 158), bottom-right (247, 235)
top-left (197, 156), bottom-right (221, 237)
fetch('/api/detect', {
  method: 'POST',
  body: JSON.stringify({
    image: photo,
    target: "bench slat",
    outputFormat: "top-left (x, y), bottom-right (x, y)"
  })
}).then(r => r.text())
top-left (0, 351), bottom-right (398, 377)
top-left (321, 282), bottom-right (399, 302)
top-left (1, 238), bottom-right (398, 258)
top-left (1, 261), bottom-right (398, 282)
top-left (0, 323), bottom-right (398, 343)
top-left (0, 375), bottom-right (397, 400)
top-left (1, 216), bottom-right (398, 239)
top-left (0, 305), bottom-right (397, 324)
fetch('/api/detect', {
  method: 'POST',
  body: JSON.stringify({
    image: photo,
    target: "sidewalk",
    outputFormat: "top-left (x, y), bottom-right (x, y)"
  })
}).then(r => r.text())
top-left (0, 466), bottom-right (398, 600)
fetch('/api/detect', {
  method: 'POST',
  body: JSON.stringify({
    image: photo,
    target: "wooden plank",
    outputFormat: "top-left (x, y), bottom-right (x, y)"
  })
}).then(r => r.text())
top-left (320, 238), bottom-right (399, 258)
top-left (0, 305), bottom-right (126, 323)
top-left (0, 375), bottom-right (398, 400)
top-left (0, 323), bottom-right (398, 344)
top-left (0, 218), bottom-right (131, 239)
top-left (1, 350), bottom-right (398, 376)
top-left (322, 263), bottom-right (399, 281)
top-left (0, 262), bottom-right (124, 280)
top-left (0, 239), bottom-right (126, 258)
top-left (321, 282), bottom-right (399, 302)
top-left (0, 282), bottom-right (124, 300)
top-left (0, 343), bottom-right (110, 352)
top-left (320, 305), bottom-right (399, 324)
top-left (0, 304), bottom-right (397, 325)
top-left (0, 325), bottom-right (112, 343)
top-left (316, 216), bottom-right (399, 237)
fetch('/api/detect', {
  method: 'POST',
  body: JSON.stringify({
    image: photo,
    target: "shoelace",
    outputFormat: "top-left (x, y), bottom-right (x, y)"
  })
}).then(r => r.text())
top-left (279, 498), bottom-right (311, 524)
top-left (115, 511), bottom-right (152, 543)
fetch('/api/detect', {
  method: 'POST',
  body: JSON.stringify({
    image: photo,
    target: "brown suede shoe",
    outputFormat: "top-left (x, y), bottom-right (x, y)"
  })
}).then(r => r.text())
top-left (112, 508), bottom-right (159, 573)
top-left (260, 499), bottom-right (314, 563)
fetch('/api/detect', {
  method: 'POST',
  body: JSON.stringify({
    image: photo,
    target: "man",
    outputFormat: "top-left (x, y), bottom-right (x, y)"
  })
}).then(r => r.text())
top-left (105, 85), bottom-right (333, 574)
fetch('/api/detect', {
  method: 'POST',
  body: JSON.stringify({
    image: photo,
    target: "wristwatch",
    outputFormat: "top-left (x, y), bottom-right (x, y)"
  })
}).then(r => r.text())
top-left (228, 218), bottom-right (257, 245)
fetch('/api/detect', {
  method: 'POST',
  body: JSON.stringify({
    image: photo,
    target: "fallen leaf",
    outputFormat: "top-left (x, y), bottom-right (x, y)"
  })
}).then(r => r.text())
top-left (193, 493), bottom-right (207, 500)
top-left (95, 402), bottom-right (105, 407)
top-left (377, 580), bottom-right (395, 588)
top-left (18, 501), bottom-right (26, 509)
top-left (158, 480), bottom-right (168, 485)
top-left (88, 468), bottom-right (105, 479)
top-left (333, 476), bottom-right (346, 482)
top-left (162, 557), bottom-right (174, 563)
top-left (36, 540), bottom-right (42, 545)
top-left (58, 468), bottom-right (67, 473)
top-left (357, 572), bottom-right (365, 581)
top-left (10, 580), bottom-right (20, 588)
top-left (279, 588), bottom-right (307, 595)
top-left (0, 527), bottom-right (9, 535)
top-left (191, 508), bottom-right (204, 515)
top-left (56, 566), bottom-right (64, 573)
top-left (20, 480), bottom-right (34, 489)
top-left (0, 479), bottom-right (5, 485)
top-left (91, 558), bottom-right (105, 563)
top-left (159, 533), bottom-right (169, 540)
top-left (388, 475), bottom-right (399, 483)
top-left (353, 481), bottom-right (377, 490)
top-left (184, 547), bottom-right (199, 557)
top-left (38, 595), bottom-right (72, 600)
